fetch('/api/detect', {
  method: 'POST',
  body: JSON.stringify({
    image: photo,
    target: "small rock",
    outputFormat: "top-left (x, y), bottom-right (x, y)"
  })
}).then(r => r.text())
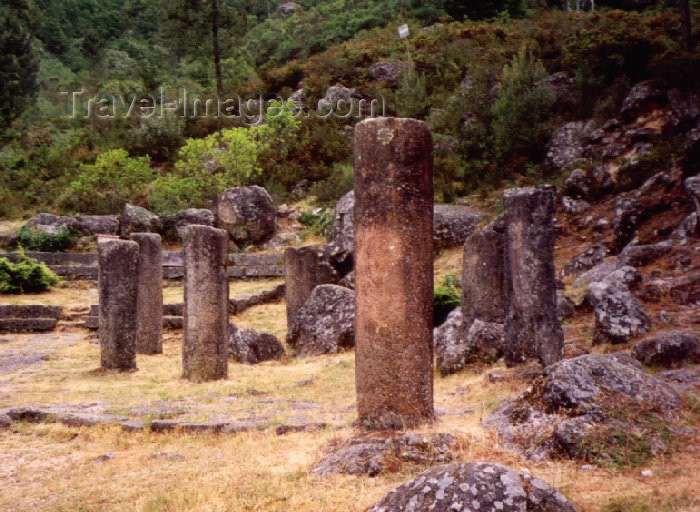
top-left (228, 325), bottom-right (284, 364)
top-left (641, 469), bottom-right (654, 477)
top-left (631, 331), bottom-right (700, 368)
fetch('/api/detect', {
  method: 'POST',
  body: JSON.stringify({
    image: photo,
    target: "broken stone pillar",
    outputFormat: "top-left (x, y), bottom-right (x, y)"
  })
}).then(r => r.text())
top-left (98, 239), bottom-right (139, 372)
top-left (461, 216), bottom-right (505, 328)
top-left (354, 117), bottom-right (435, 430)
top-left (503, 185), bottom-right (563, 367)
top-left (129, 233), bottom-right (163, 355)
top-left (284, 245), bottom-right (338, 336)
top-left (182, 225), bottom-right (229, 382)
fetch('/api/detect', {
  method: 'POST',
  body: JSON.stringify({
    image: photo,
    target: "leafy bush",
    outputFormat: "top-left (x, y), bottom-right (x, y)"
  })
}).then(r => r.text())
top-left (150, 101), bottom-right (301, 213)
top-left (17, 226), bottom-right (76, 252)
top-left (309, 162), bottom-right (355, 205)
top-left (298, 208), bottom-right (334, 237)
top-left (59, 149), bottom-right (153, 214)
top-left (434, 274), bottom-right (461, 326)
top-left (0, 254), bottom-right (60, 294)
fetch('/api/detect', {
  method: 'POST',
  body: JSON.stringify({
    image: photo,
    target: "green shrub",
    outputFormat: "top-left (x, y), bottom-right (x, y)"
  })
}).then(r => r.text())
top-left (309, 162), bottom-right (355, 205)
top-left (17, 226), bottom-right (76, 252)
top-left (434, 274), bottom-right (461, 326)
top-left (299, 208), bottom-right (335, 237)
top-left (59, 149), bottom-right (153, 214)
top-left (0, 254), bottom-right (60, 294)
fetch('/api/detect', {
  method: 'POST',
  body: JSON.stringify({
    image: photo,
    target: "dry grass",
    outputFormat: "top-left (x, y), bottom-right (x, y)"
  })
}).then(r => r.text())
top-left (163, 278), bottom-right (285, 305)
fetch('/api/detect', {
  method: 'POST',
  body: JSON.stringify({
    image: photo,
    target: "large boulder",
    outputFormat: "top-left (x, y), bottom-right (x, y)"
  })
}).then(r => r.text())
top-left (434, 310), bottom-right (504, 376)
top-left (277, 1), bottom-right (300, 17)
top-left (160, 208), bottom-right (215, 242)
top-left (639, 271), bottom-right (700, 305)
top-left (545, 120), bottom-right (597, 175)
top-left (75, 215), bottom-right (119, 236)
top-left (632, 331), bottom-right (700, 368)
top-left (433, 205), bottom-right (485, 250)
top-left (327, 190), bottom-right (355, 267)
top-left (120, 204), bottom-right (159, 238)
top-left (228, 325), bottom-right (284, 365)
top-left (311, 433), bottom-right (456, 478)
top-left (215, 186), bottom-right (277, 245)
top-left (286, 284), bottom-right (355, 356)
top-left (318, 84), bottom-right (357, 111)
top-left (24, 213), bottom-right (79, 236)
top-left (484, 354), bottom-right (682, 463)
top-left (367, 462), bottom-right (576, 512)
top-left (620, 81), bottom-right (666, 122)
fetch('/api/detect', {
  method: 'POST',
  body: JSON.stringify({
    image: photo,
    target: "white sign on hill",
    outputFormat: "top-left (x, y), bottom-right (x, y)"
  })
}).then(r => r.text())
top-left (398, 24), bottom-right (409, 39)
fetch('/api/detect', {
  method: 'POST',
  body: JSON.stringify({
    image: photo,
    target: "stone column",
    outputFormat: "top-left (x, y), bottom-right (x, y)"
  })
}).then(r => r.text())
top-left (284, 245), bottom-right (338, 339)
top-left (354, 117), bottom-right (435, 430)
top-left (130, 233), bottom-right (163, 355)
top-left (503, 185), bottom-right (563, 367)
top-left (462, 217), bottom-right (505, 328)
top-left (98, 239), bottom-right (139, 372)
top-left (182, 225), bottom-right (229, 382)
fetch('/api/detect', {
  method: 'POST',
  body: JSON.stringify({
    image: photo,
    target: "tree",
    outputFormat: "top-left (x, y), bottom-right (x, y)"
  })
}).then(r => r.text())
top-left (679, 0), bottom-right (692, 52)
top-left (0, 0), bottom-right (39, 128)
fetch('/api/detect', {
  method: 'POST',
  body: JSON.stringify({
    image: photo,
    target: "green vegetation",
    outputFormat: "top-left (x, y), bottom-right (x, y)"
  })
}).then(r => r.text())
top-left (17, 225), bottom-right (75, 252)
top-left (603, 491), bottom-right (699, 512)
top-left (0, 253), bottom-right (59, 293)
top-left (434, 274), bottom-right (461, 325)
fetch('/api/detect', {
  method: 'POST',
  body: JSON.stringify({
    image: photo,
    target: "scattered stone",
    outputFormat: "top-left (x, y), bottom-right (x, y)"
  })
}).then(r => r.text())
top-left (311, 433), bottom-right (457, 478)
top-left (563, 244), bottom-right (609, 276)
top-left (557, 292), bottom-right (576, 322)
top-left (433, 205), bottom-right (485, 251)
top-left (24, 213), bottom-right (79, 236)
top-left (562, 195), bottom-right (591, 214)
top-left (277, 1), bottom-right (300, 17)
top-left (160, 209), bottom-right (215, 242)
top-left (369, 61), bottom-right (412, 84)
top-left (504, 185), bottom-right (563, 367)
top-left (215, 186), bottom-right (277, 245)
top-left (182, 226), bottom-right (229, 382)
top-left (631, 331), bottom-right (700, 368)
top-left (120, 204), bottom-right (159, 238)
top-left (327, 190), bottom-right (355, 268)
top-left (620, 81), bottom-right (666, 122)
top-left (275, 423), bottom-right (327, 436)
top-left (94, 453), bottom-right (116, 463)
top-left (484, 354), bottom-right (681, 462)
top-left (98, 239), bottom-right (139, 372)
top-left (354, 117), bottom-right (435, 430)
top-left (130, 233), bottom-right (163, 355)
top-left (228, 325), bottom-right (284, 364)
top-left (286, 284), bottom-right (354, 356)
top-left (367, 462), bottom-right (576, 512)
top-left (641, 469), bottom-right (654, 477)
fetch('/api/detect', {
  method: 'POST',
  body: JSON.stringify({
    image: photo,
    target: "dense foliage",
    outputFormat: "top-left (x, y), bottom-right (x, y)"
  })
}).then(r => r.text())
top-left (0, 253), bottom-right (60, 293)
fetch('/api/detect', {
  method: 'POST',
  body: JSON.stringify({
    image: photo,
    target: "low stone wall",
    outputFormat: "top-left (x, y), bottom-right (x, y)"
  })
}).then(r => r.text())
top-left (0, 251), bottom-right (284, 281)
top-left (0, 305), bottom-right (62, 333)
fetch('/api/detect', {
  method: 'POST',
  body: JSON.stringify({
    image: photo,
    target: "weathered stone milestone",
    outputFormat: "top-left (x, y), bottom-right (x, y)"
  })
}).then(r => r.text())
top-left (354, 117), bottom-right (435, 430)
top-left (503, 185), bottom-right (563, 367)
top-left (182, 225), bottom-right (229, 382)
top-left (130, 233), bottom-right (163, 355)
top-left (284, 245), bottom-right (338, 336)
top-left (98, 239), bottom-right (139, 372)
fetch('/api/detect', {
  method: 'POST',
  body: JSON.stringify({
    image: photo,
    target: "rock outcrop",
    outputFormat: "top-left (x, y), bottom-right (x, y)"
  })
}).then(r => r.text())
top-left (215, 186), bottom-right (277, 245)
top-left (120, 204), bottom-right (159, 238)
top-left (632, 331), bottom-right (700, 368)
top-left (228, 325), bottom-right (284, 364)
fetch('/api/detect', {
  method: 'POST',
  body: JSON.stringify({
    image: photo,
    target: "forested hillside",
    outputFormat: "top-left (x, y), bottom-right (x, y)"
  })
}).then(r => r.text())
top-left (1, 0), bottom-right (698, 217)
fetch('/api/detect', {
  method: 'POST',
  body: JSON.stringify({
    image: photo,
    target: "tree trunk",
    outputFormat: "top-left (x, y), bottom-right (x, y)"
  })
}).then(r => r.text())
top-left (211, 0), bottom-right (223, 96)
top-left (680, 0), bottom-right (692, 52)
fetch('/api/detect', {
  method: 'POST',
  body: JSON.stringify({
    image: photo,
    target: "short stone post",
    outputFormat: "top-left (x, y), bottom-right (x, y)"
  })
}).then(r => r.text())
top-left (462, 217), bottom-right (505, 328)
top-left (98, 239), bottom-right (139, 372)
top-left (354, 117), bottom-right (435, 430)
top-left (284, 245), bottom-right (338, 337)
top-left (130, 233), bottom-right (163, 355)
top-left (182, 225), bottom-right (229, 382)
top-left (503, 185), bottom-right (563, 367)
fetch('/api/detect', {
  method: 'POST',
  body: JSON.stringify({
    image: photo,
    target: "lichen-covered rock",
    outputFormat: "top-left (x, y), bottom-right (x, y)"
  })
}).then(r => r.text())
top-left (584, 265), bottom-right (642, 307)
top-left (639, 271), bottom-right (700, 305)
top-left (120, 203), bottom-right (159, 238)
top-left (367, 462), bottom-right (576, 512)
top-left (557, 292), bottom-right (576, 322)
top-left (545, 120), bottom-right (597, 175)
top-left (215, 186), bottom-right (277, 244)
top-left (75, 215), bottom-right (119, 235)
top-left (228, 325), bottom-right (284, 364)
top-left (632, 331), bottom-right (700, 368)
top-left (563, 244), bottom-right (609, 276)
top-left (433, 205), bottom-right (485, 251)
top-left (619, 242), bottom-right (673, 267)
top-left (620, 81), bottom-right (666, 122)
top-left (24, 213), bottom-right (79, 236)
top-left (434, 310), bottom-right (505, 375)
top-left (311, 433), bottom-right (457, 478)
top-left (561, 196), bottom-right (590, 215)
top-left (369, 61), bottom-right (412, 84)
top-left (277, 1), bottom-right (300, 16)
top-left (286, 284), bottom-right (355, 356)
top-left (327, 190), bottom-right (355, 267)
top-left (484, 354), bottom-right (682, 462)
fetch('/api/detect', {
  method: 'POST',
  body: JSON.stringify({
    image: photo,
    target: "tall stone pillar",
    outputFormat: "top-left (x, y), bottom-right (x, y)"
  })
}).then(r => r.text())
top-left (284, 245), bottom-right (338, 340)
top-left (130, 233), bottom-right (163, 355)
top-left (462, 217), bottom-right (505, 328)
top-left (503, 185), bottom-right (563, 367)
top-left (182, 225), bottom-right (229, 382)
top-left (98, 239), bottom-right (139, 372)
top-left (354, 117), bottom-right (435, 430)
